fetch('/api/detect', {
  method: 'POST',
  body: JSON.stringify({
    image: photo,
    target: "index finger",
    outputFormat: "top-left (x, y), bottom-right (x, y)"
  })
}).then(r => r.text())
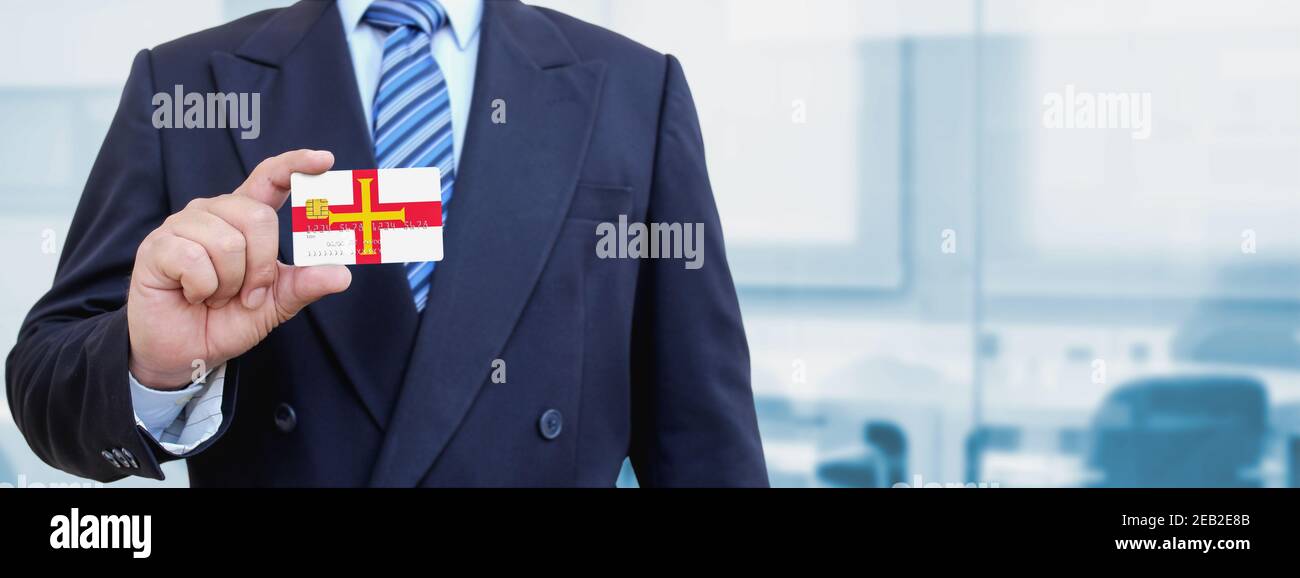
top-left (235, 149), bottom-right (335, 209)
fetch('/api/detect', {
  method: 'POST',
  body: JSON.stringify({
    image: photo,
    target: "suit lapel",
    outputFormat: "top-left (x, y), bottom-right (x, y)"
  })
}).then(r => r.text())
top-left (211, 0), bottom-right (419, 429)
top-left (369, 0), bottom-right (607, 486)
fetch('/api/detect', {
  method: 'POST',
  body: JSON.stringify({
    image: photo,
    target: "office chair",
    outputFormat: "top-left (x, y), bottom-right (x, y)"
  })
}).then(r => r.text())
top-left (817, 420), bottom-right (908, 488)
top-left (1088, 375), bottom-right (1267, 488)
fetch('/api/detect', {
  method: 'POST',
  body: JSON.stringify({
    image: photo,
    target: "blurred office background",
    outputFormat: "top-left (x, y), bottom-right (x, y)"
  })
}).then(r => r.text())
top-left (2, 0), bottom-right (1299, 487)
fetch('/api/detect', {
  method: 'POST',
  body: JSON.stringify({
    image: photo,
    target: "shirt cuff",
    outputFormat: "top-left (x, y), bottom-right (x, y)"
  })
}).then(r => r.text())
top-left (130, 364), bottom-right (227, 456)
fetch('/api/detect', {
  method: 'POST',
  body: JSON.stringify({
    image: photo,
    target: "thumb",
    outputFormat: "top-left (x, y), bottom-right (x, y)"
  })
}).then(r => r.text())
top-left (273, 262), bottom-right (352, 321)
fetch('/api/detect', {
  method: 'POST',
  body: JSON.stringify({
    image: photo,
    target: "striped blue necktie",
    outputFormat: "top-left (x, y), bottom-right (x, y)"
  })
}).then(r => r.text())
top-left (363, 0), bottom-right (454, 313)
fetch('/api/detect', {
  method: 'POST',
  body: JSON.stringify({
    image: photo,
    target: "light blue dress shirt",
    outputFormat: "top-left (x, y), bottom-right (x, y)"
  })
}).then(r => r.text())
top-left (130, 0), bottom-right (484, 454)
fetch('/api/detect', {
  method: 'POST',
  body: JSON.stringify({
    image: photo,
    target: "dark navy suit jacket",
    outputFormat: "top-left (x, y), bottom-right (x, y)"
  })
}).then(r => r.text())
top-left (5, 0), bottom-right (768, 487)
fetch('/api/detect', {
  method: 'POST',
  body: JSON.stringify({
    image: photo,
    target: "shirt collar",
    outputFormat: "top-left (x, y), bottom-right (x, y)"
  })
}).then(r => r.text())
top-left (338, 0), bottom-right (483, 50)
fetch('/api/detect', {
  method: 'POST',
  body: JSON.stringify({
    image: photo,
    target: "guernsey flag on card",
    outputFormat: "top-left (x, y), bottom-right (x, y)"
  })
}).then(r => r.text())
top-left (290, 168), bottom-right (443, 266)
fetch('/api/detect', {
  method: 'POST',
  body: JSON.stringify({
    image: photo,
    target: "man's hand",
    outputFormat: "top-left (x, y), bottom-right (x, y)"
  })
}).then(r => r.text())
top-left (127, 149), bottom-right (352, 390)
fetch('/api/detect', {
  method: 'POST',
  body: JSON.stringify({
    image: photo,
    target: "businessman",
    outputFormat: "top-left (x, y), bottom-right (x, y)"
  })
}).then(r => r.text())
top-left (5, 0), bottom-right (768, 487)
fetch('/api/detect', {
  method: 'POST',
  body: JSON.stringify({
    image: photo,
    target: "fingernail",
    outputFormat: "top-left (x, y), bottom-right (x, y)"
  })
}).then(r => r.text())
top-left (245, 287), bottom-right (268, 309)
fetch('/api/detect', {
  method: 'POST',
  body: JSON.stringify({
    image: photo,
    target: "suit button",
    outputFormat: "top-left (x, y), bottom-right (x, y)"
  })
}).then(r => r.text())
top-left (274, 403), bottom-right (297, 433)
top-left (119, 448), bottom-right (139, 469)
top-left (538, 409), bottom-right (563, 440)
top-left (111, 448), bottom-right (133, 469)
